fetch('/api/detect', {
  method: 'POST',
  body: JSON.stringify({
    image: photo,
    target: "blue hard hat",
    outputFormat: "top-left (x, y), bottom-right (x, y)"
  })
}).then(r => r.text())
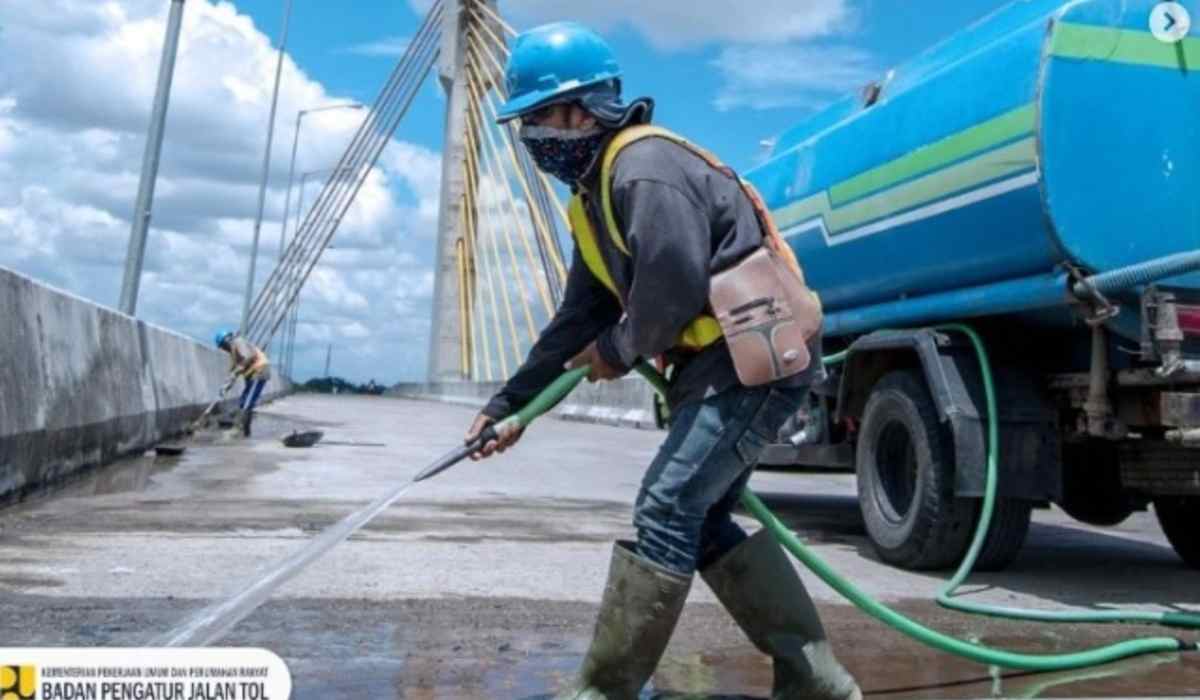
top-left (496, 22), bottom-right (621, 123)
top-left (214, 329), bottom-right (233, 348)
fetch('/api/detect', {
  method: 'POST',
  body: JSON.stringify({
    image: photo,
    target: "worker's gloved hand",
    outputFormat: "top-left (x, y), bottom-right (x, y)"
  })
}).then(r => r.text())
top-left (465, 413), bottom-right (524, 461)
top-left (565, 340), bottom-right (624, 382)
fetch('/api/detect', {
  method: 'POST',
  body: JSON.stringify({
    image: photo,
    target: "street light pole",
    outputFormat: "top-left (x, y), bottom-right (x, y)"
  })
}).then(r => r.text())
top-left (242, 0), bottom-right (294, 332)
top-left (279, 103), bottom-right (364, 261)
top-left (282, 169), bottom-right (320, 379)
top-left (288, 304), bottom-right (299, 378)
top-left (278, 164), bottom-right (355, 379)
top-left (276, 103), bottom-right (362, 364)
top-left (118, 0), bottom-right (186, 315)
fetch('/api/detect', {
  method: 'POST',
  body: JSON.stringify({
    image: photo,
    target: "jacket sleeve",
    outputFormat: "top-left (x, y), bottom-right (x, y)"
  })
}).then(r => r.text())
top-left (482, 247), bottom-right (623, 419)
top-left (595, 179), bottom-right (711, 370)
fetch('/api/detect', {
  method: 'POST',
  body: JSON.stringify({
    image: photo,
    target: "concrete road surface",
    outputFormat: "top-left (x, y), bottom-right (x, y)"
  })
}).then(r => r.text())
top-left (1, 394), bottom-right (1197, 698)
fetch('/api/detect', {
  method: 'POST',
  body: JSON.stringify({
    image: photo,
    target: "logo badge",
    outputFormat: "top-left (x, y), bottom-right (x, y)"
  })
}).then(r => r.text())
top-left (0, 666), bottom-right (36, 700)
top-left (1151, 2), bottom-right (1192, 43)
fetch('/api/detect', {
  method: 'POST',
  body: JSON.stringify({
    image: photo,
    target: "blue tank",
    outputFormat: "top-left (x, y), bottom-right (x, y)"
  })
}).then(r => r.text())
top-left (745, 0), bottom-right (1200, 341)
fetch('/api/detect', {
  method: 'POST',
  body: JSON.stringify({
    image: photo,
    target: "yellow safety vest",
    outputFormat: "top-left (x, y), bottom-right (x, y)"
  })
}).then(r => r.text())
top-left (567, 125), bottom-right (725, 351)
top-left (230, 337), bottom-right (270, 379)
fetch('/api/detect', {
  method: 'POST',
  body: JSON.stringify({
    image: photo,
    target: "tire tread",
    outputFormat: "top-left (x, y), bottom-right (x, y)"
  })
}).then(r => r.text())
top-left (857, 371), bottom-right (973, 570)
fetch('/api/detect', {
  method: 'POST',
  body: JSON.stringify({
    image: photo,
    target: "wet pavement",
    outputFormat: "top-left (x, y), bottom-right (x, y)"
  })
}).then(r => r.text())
top-left (1, 394), bottom-right (1198, 698)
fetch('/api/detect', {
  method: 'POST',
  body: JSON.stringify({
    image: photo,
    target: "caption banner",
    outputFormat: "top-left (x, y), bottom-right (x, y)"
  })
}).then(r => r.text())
top-left (0, 648), bottom-right (291, 700)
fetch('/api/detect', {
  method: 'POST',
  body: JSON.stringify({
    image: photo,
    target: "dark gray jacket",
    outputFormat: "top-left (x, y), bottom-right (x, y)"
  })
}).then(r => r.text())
top-left (482, 134), bottom-right (822, 419)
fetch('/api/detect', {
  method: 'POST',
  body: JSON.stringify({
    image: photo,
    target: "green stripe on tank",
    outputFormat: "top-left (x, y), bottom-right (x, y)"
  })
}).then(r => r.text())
top-left (773, 191), bottom-right (833, 232)
top-left (773, 137), bottom-right (1037, 234)
top-left (1051, 22), bottom-right (1199, 70)
top-left (771, 22), bottom-right (1194, 238)
top-left (829, 104), bottom-right (1036, 206)
top-left (828, 137), bottom-right (1036, 233)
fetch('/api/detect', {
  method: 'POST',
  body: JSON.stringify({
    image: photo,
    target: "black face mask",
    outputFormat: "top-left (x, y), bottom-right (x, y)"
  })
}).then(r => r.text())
top-left (519, 125), bottom-right (609, 184)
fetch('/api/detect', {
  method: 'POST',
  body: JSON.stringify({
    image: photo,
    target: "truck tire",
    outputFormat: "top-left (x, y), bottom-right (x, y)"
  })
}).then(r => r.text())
top-left (969, 498), bottom-right (1032, 571)
top-left (856, 370), bottom-right (974, 570)
top-left (1154, 496), bottom-right (1200, 569)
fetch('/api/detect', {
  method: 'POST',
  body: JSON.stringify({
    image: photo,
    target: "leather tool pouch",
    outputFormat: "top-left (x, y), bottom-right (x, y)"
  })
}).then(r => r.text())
top-left (709, 246), bottom-right (823, 386)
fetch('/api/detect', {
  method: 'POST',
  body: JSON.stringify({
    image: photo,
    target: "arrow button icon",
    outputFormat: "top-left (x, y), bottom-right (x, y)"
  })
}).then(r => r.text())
top-left (1151, 2), bottom-right (1191, 43)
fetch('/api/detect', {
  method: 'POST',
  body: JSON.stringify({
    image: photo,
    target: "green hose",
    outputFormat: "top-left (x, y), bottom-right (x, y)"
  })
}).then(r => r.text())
top-left (512, 349), bottom-right (1198, 670)
top-left (639, 335), bottom-right (1198, 670)
top-left (503, 366), bottom-right (591, 431)
top-left (741, 490), bottom-right (1187, 670)
top-left (928, 325), bottom-right (1200, 630)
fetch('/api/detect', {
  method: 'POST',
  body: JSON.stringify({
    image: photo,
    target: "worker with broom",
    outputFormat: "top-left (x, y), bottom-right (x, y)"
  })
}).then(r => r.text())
top-left (463, 22), bottom-right (860, 700)
top-left (214, 329), bottom-right (271, 438)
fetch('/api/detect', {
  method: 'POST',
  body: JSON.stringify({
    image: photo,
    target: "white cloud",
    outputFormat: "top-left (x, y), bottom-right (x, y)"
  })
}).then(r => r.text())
top-left (0, 0), bottom-right (445, 383)
top-left (405, 0), bottom-right (874, 115)
top-left (339, 36), bottom-right (411, 58)
top-left (710, 44), bottom-right (878, 112)
top-left (410, 0), bottom-right (853, 50)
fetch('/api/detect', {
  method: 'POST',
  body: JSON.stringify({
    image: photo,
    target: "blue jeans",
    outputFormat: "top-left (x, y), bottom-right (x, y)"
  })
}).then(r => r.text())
top-left (239, 378), bottom-right (267, 412)
top-left (634, 385), bottom-right (806, 576)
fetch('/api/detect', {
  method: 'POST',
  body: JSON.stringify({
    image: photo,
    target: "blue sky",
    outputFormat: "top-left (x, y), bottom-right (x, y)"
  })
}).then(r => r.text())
top-left (236, 0), bottom-right (1012, 171)
top-left (0, 0), bottom-right (1016, 383)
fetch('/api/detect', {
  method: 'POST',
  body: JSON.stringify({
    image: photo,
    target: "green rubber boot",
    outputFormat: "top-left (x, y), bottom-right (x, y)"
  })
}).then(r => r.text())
top-left (558, 541), bottom-right (692, 700)
top-left (701, 530), bottom-right (861, 700)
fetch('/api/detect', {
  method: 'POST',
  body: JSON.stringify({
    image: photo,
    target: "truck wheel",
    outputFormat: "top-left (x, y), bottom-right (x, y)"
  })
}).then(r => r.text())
top-left (969, 498), bottom-right (1032, 571)
top-left (856, 370), bottom-right (974, 570)
top-left (1154, 496), bottom-right (1200, 569)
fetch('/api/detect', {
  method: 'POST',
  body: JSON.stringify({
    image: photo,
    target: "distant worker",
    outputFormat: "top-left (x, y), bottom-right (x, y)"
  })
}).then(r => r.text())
top-left (214, 329), bottom-right (271, 437)
top-left (464, 22), bottom-right (859, 700)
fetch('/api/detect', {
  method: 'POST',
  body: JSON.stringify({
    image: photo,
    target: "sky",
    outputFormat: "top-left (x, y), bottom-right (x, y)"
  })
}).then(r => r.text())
top-left (0, 0), bottom-right (1012, 384)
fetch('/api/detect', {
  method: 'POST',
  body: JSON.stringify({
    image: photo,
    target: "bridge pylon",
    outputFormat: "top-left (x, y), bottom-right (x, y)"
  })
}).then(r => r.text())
top-left (428, 0), bottom-right (499, 381)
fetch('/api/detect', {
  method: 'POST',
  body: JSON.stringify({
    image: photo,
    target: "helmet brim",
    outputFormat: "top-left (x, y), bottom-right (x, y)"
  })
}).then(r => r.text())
top-left (495, 75), bottom-right (616, 124)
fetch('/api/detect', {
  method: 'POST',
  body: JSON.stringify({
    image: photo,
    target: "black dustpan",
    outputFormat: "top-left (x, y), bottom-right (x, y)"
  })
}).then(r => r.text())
top-left (283, 430), bottom-right (324, 448)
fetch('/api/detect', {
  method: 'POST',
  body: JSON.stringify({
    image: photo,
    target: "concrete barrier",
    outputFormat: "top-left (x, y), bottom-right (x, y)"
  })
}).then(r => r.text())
top-left (0, 265), bottom-right (287, 502)
top-left (388, 374), bottom-right (661, 431)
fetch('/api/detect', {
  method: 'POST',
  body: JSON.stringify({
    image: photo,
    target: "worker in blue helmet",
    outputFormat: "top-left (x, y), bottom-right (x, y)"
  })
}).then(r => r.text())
top-left (214, 329), bottom-right (271, 437)
top-left (466, 21), bottom-right (859, 700)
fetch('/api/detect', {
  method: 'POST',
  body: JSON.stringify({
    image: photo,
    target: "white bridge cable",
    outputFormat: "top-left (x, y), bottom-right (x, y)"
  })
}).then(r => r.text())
top-left (472, 0), bottom-right (518, 38)
top-left (245, 18), bottom-right (440, 347)
top-left (460, 206), bottom-right (483, 381)
top-left (463, 105), bottom-right (526, 368)
top-left (243, 2), bottom-right (445, 347)
top-left (463, 39), bottom-right (564, 310)
top-left (461, 176), bottom-right (494, 382)
top-left (462, 52), bottom-right (553, 326)
top-left (245, 4), bottom-right (442, 340)
top-left (244, 51), bottom-right (429, 344)
top-left (463, 127), bottom-right (513, 377)
top-left (244, 43), bottom-right (440, 346)
top-left (465, 17), bottom-right (568, 292)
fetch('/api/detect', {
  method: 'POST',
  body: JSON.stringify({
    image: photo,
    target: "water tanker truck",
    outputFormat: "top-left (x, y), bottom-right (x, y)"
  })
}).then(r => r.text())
top-left (744, 0), bottom-right (1200, 571)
